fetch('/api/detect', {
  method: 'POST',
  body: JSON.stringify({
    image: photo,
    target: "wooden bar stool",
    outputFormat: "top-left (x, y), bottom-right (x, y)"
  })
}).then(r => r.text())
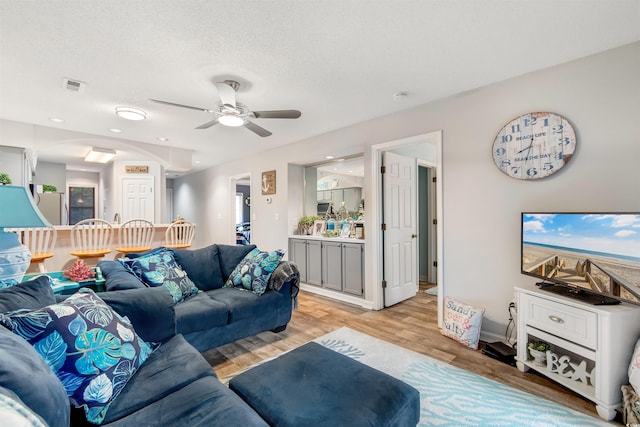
top-left (164, 220), bottom-right (195, 249)
top-left (115, 219), bottom-right (155, 256)
top-left (69, 218), bottom-right (113, 263)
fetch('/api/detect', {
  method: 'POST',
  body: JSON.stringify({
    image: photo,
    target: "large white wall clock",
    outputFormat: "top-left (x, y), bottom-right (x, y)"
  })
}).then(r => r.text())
top-left (492, 112), bottom-right (577, 180)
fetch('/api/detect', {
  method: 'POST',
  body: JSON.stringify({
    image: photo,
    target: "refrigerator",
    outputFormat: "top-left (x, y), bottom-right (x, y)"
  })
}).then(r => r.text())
top-left (36, 192), bottom-right (68, 225)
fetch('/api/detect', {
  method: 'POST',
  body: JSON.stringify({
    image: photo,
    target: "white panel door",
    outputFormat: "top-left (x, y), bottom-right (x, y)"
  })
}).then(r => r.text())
top-left (122, 177), bottom-right (154, 222)
top-left (383, 151), bottom-right (418, 306)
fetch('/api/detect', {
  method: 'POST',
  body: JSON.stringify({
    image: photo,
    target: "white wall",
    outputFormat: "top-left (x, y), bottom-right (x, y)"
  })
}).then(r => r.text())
top-left (174, 42), bottom-right (640, 338)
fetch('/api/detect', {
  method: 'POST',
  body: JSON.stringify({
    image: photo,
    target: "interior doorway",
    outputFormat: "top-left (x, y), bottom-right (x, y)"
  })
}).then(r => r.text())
top-left (230, 173), bottom-right (251, 245)
top-left (370, 131), bottom-right (443, 326)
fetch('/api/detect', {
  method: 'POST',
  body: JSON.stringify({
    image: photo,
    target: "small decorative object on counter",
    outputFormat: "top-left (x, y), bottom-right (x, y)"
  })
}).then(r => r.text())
top-left (63, 259), bottom-right (96, 282)
top-left (42, 184), bottom-right (57, 193)
top-left (355, 223), bottom-right (364, 239)
top-left (0, 173), bottom-right (11, 185)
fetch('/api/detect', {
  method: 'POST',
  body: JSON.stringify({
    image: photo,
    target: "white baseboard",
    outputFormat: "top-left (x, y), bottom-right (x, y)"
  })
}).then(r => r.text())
top-left (299, 283), bottom-right (375, 310)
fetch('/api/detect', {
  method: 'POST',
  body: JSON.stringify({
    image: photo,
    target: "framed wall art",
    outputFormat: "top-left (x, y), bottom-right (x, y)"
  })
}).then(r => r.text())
top-left (261, 170), bottom-right (276, 195)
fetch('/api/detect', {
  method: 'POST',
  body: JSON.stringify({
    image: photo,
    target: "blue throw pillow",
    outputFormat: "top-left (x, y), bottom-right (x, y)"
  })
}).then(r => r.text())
top-left (0, 275), bottom-right (56, 313)
top-left (119, 248), bottom-right (198, 304)
top-left (224, 248), bottom-right (285, 295)
top-left (0, 289), bottom-right (154, 425)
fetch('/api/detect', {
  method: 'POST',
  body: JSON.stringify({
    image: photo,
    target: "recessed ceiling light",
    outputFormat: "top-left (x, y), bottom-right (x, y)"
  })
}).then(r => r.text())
top-left (115, 106), bottom-right (146, 121)
top-left (109, 128), bottom-right (122, 133)
top-left (48, 117), bottom-right (64, 123)
top-left (194, 160), bottom-right (201, 164)
top-left (157, 137), bottom-right (168, 142)
top-left (325, 155), bottom-right (335, 160)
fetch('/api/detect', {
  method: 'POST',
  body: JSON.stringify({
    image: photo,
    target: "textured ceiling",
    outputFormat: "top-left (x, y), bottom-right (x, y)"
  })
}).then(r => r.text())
top-left (1, 0), bottom-right (638, 174)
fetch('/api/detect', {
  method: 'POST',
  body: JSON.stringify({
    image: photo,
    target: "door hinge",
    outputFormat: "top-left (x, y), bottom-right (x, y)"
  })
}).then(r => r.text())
top-left (433, 261), bottom-right (438, 267)
top-left (432, 219), bottom-right (437, 225)
top-left (381, 166), bottom-right (386, 174)
top-left (381, 223), bottom-right (386, 231)
top-left (382, 280), bottom-right (387, 288)
top-left (432, 176), bottom-right (437, 183)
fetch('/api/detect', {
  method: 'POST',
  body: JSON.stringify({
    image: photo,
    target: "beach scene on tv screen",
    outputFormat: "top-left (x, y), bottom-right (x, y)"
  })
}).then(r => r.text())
top-left (522, 213), bottom-right (640, 303)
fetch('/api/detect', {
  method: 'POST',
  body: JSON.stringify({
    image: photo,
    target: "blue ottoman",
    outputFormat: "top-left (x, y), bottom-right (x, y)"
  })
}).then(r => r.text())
top-left (229, 342), bottom-right (420, 426)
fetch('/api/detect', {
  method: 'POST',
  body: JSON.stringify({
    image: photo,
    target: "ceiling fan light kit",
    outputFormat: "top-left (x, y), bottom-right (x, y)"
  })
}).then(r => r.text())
top-left (115, 106), bottom-right (147, 121)
top-left (218, 114), bottom-right (245, 127)
top-left (150, 80), bottom-right (301, 137)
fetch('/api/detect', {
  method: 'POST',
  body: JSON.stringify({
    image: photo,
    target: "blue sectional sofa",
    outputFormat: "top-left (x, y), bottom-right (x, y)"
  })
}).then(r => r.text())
top-left (0, 243), bottom-right (299, 426)
top-left (98, 243), bottom-right (299, 352)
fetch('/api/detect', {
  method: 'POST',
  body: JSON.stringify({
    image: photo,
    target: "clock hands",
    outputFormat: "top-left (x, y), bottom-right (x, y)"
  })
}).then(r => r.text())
top-left (517, 136), bottom-right (535, 154)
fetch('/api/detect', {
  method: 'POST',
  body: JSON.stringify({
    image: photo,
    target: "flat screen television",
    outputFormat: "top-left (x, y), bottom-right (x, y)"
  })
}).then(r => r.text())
top-left (521, 213), bottom-right (640, 305)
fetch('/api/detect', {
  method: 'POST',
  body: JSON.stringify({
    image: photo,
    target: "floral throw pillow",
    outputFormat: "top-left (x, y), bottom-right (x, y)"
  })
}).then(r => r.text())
top-left (441, 296), bottom-right (485, 350)
top-left (224, 248), bottom-right (284, 295)
top-left (119, 248), bottom-right (198, 304)
top-left (0, 289), bottom-right (154, 425)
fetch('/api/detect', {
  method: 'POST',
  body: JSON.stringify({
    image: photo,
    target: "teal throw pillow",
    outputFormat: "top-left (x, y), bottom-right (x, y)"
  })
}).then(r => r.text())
top-left (119, 248), bottom-right (198, 304)
top-left (224, 248), bottom-right (285, 295)
top-left (0, 289), bottom-right (154, 425)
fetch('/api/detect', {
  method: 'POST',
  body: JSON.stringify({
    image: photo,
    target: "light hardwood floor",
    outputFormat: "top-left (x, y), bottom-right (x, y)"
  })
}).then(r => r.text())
top-left (201, 285), bottom-right (623, 425)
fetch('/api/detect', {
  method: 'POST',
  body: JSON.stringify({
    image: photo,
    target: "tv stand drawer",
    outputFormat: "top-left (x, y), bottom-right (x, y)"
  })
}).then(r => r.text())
top-left (525, 294), bottom-right (597, 349)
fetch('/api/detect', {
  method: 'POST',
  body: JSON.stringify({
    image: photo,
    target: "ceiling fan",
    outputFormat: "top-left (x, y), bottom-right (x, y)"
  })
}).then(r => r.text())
top-left (150, 80), bottom-right (301, 137)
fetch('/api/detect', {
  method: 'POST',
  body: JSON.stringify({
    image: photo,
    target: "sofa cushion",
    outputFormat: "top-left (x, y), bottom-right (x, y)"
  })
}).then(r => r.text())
top-left (1, 289), bottom-right (154, 425)
top-left (0, 386), bottom-right (47, 427)
top-left (0, 326), bottom-right (70, 427)
top-left (171, 245), bottom-right (225, 291)
top-left (174, 292), bottom-right (229, 335)
top-left (207, 287), bottom-right (286, 323)
top-left (100, 334), bottom-right (221, 424)
top-left (224, 248), bottom-right (285, 295)
top-left (99, 286), bottom-right (176, 343)
top-left (98, 261), bottom-right (146, 291)
top-left (104, 375), bottom-right (268, 427)
top-left (119, 248), bottom-right (199, 304)
top-left (217, 244), bottom-right (256, 279)
top-left (0, 276), bottom-right (56, 313)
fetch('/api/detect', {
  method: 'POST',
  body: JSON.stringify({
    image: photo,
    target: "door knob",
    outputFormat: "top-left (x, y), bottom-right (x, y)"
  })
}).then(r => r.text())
top-left (411, 234), bottom-right (417, 238)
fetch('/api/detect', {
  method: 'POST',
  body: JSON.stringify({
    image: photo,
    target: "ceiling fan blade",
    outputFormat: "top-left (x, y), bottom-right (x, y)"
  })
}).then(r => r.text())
top-left (252, 110), bottom-right (302, 119)
top-left (244, 120), bottom-right (272, 137)
top-left (195, 119), bottom-right (219, 129)
top-left (150, 98), bottom-right (211, 112)
top-left (214, 82), bottom-right (237, 108)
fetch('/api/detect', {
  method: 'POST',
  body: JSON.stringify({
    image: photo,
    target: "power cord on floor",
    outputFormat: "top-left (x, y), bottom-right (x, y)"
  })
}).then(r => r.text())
top-left (505, 302), bottom-right (517, 349)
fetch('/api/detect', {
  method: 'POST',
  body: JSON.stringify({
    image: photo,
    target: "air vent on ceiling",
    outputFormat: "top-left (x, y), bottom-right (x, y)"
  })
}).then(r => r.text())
top-left (62, 78), bottom-right (86, 93)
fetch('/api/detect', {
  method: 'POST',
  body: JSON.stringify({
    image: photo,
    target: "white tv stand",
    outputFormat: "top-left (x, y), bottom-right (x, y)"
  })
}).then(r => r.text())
top-left (515, 285), bottom-right (640, 420)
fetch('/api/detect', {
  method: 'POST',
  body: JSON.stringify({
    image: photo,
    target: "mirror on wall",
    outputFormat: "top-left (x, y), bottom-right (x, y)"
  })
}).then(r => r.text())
top-left (303, 154), bottom-right (364, 218)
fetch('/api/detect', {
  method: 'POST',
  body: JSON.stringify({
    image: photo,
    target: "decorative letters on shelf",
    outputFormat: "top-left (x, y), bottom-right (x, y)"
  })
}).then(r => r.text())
top-left (546, 351), bottom-right (596, 387)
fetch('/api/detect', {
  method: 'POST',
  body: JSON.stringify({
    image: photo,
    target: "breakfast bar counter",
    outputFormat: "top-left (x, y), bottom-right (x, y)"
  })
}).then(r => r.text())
top-left (28, 223), bottom-right (173, 273)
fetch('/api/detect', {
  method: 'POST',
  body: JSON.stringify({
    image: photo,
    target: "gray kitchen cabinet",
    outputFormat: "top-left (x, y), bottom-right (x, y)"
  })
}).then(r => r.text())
top-left (342, 187), bottom-right (362, 212)
top-left (289, 237), bottom-right (364, 297)
top-left (322, 241), bottom-right (343, 291)
top-left (306, 240), bottom-right (323, 286)
top-left (342, 242), bottom-right (364, 296)
top-left (288, 239), bottom-right (308, 283)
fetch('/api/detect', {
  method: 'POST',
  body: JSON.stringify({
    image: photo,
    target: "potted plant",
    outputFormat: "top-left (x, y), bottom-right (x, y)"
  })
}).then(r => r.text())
top-left (298, 216), bottom-right (319, 235)
top-left (42, 184), bottom-right (57, 193)
top-left (0, 173), bottom-right (11, 185)
top-left (528, 340), bottom-right (550, 366)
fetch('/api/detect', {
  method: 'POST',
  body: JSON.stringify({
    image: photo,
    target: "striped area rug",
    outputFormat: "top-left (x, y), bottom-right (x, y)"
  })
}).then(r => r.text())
top-left (314, 327), bottom-right (610, 427)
